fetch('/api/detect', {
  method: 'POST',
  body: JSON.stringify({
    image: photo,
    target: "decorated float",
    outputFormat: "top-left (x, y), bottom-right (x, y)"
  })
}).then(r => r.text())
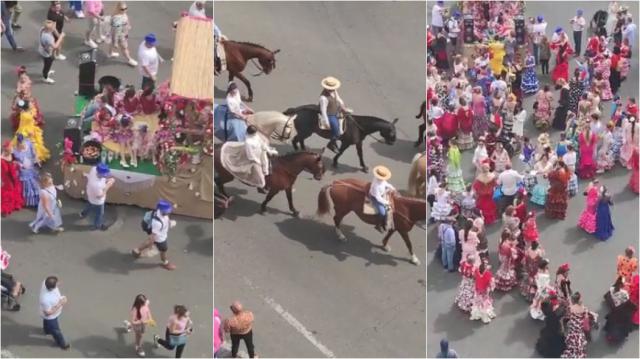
top-left (61, 15), bottom-right (214, 219)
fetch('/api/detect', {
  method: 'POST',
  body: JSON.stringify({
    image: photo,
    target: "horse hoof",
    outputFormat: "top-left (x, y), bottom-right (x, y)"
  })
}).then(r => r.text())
top-left (332, 162), bottom-right (338, 168)
top-left (292, 211), bottom-right (300, 218)
top-left (361, 166), bottom-right (369, 173)
top-left (259, 208), bottom-right (267, 215)
top-left (410, 255), bottom-right (420, 265)
top-left (382, 244), bottom-right (391, 252)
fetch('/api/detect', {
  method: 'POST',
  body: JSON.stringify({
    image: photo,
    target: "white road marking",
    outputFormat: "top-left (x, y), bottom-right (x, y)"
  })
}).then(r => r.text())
top-left (219, 343), bottom-right (247, 358)
top-left (1, 348), bottom-right (19, 358)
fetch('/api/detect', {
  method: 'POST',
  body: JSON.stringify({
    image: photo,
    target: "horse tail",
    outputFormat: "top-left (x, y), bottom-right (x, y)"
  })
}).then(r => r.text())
top-left (408, 155), bottom-right (421, 197)
top-left (416, 101), bottom-right (426, 119)
top-left (316, 184), bottom-right (333, 218)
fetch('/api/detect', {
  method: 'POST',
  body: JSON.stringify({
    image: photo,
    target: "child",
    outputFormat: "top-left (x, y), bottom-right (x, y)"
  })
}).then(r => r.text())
top-left (521, 136), bottom-right (535, 170)
top-left (122, 85), bottom-right (140, 115)
top-left (555, 132), bottom-right (569, 158)
top-left (563, 144), bottom-right (578, 197)
top-left (522, 211), bottom-right (539, 248)
top-left (426, 171), bottom-right (439, 223)
top-left (139, 85), bottom-right (158, 115)
top-left (502, 205), bottom-right (521, 240)
top-left (460, 184), bottom-right (476, 219)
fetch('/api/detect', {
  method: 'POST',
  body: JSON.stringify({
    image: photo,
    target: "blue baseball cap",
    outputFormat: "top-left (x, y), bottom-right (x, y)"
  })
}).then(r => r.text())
top-left (156, 199), bottom-right (173, 213)
top-left (16, 133), bottom-right (24, 143)
top-left (437, 1), bottom-right (443, 4)
top-left (144, 33), bottom-right (157, 45)
top-left (453, 11), bottom-right (461, 18)
top-left (577, 9), bottom-right (583, 16)
top-left (537, 15), bottom-right (544, 22)
top-left (96, 162), bottom-right (110, 175)
top-left (555, 26), bottom-right (563, 33)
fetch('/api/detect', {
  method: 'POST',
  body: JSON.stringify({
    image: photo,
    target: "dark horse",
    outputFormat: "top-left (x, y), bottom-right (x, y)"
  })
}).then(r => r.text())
top-left (283, 104), bottom-right (398, 173)
top-left (214, 146), bottom-right (325, 217)
top-left (316, 178), bottom-right (427, 265)
top-left (216, 40), bottom-right (280, 102)
top-left (415, 100), bottom-right (426, 147)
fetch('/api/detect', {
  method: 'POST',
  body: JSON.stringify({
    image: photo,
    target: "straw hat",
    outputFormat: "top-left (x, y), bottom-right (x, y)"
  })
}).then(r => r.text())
top-left (321, 76), bottom-right (341, 91)
top-left (373, 165), bottom-right (392, 181)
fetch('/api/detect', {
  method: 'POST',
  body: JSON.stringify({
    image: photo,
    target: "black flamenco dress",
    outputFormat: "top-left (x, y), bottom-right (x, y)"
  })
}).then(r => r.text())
top-left (552, 87), bottom-right (570, 130)
top-left (536, 302), bottom-right (566, 358)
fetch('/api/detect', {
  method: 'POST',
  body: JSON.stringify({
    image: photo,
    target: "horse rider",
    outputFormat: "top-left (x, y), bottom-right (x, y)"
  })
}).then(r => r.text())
top-left (369, 165), bottom-right (396, 233)
top-left (319, 76), bottom-right (353, 153)
top-left (226, 82), bottom-right (254, 120)
top-left (214, 23), bottom-right (226, 75)
top-left (245, 125), bottom-right (278, 193)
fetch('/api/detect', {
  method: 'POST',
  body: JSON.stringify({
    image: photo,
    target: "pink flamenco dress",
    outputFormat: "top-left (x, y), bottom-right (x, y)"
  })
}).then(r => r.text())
top-left (455, 261), bottom-right (476, 312)
top-left (495, 241), bottom-right (518, 292)
top-left (629, 148), bottom-right (639, 194)
top-left (578, 186), bottom-right (599, 234)
top-left (577, 131), bottom-right (597, 179)
top-left (470, 268), bottom-right (496, 324)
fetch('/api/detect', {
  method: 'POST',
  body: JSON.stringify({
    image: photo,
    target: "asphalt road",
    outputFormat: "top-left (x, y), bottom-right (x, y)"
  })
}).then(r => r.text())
top-left (1, 2), bottom-right (213, 357)
top-left (427, 1), bottom-right (640, 358)
top-left (214, 1), bottom-right (426, 358)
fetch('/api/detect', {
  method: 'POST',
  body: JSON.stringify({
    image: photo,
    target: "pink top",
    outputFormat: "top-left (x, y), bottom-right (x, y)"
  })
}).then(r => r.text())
top-left (84, 0), bottom-right (103, 17)
top-left (168, 314), bottom-right (190, 334)
top-left (214, 308), bottom-right (222, 353)
top-left (130, 304), bottom-right (151, 324)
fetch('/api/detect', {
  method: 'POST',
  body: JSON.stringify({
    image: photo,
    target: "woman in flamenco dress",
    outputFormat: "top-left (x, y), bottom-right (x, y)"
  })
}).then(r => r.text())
top-left (545, 160), bottom-right (570, 219)
top-left (12, 101), bottom-right (50, 164)
top-left (619, 117), bottom-right (639, 169)
top-left (459, 221), bottom-right (480, 268)
top-left (561, 293), bottom-right (590, 358)
top-left (470, 262), bottom-right (496, 324)
top-left (595, 52), bottom-right (613, 101)
top-left (551, 40), bottom-right (572, 85)
top-left (603, 276), bottom-right (636, 344)
top-left (446, 139), bottom-right (466, 193)
top-left (472, 160), bottom-right (498, 225)
top-left (455, 255), bottom-right (476, 312)
top-left (568, 69), bottom-right (585, 114)
top-left (578, 180), bottom-right (600, 234)
top-left (11, 134), bottom-right (40, 207)
top-left (9, 66), bottom-right (44, 131)
top-left (471, 87), bottom-right (488, 139)
top-left (521, 240), bottom-right (544, 302)
top-left (534, 86), bottom-right (553, 130)
top-left (530, 258), bottom-right (553, 320)
top-left (536, 299), bottom-right (566, 357)
top-left (577, 126), bottom-right (597, 179)
top-left (521, 52), bottom-right (539, 95)
top-left (629, 148), bottom-right (639, 193)
top-left (495, 230), bottom-right (518, 292)
top-left (1, 141), bottom-right (24, 216)
top-left (456, 98), bottom-right (474, 150)
top-left (594, 186), bottom-right (614, 240)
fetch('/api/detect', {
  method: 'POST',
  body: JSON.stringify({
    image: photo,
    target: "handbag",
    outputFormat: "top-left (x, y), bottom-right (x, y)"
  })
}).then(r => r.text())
top-left (493, 186), bottom-right (503, 201)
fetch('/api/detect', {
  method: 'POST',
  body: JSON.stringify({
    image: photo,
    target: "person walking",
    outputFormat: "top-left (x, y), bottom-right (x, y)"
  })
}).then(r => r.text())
top-left (69, 0), bottom-right (84, 18)
top-left (39, 276), bottom-right (70, 350)
top-left (532, 16), bottom-right (548, 65)
top-left (79, 162), bottom-right (114, 231)
top-left (29, 173), bottom-right (63, 234)
top-left (214, 308), bottom-right (224, 358)
top-left (5, 1), bottom-right (22, 29)
top-left (84, 0), bottom-right (104, 48)
top-left (223, 301), bottom-right (256, 358)
top-left (1, 1), bottom-right (23, 51)
top-left (39, 20), bottom-right (64, 84)
top-left (46, 1), bottom-right (69, 60)
top-left (436, 338), bottom-right (458, 358)
top-left (497, 163), bottom-right (524, 212)
top-left (109, 2), bottom-right (138, 66)
top-left (438, 217), bottom-right (456, 272)
top-left (570, 10), bottom-right (586, 56)
top-left (131, 199), bottom-right (177, 270)
top-left (153, 305), bottom-right (193, 358)
top-left (138, 33), bottom-right (162, 90)
top-left (124, 294), bottom-right (155, 357)
top-left (430, 1), bottom-right (444, 35)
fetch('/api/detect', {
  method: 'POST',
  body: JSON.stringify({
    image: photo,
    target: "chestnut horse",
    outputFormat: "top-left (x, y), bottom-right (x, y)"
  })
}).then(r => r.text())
top-left (408, 152), bottom-right (427, 197)
top-left (216, 40), bottom-right (280, 102)
top-left (316, 178), bottom-right (426, 265)
top-left (214, 147), bottom-right (325, 217)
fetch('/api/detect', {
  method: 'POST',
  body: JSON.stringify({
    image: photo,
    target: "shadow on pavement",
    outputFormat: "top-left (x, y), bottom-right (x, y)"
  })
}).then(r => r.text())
top-left (370, 138), bottom-right (416, 164)
top-left (0, 316), bottom-right (53, 348)
top-left (183, 224), bottom-right (213, 257)
top-left (85, 247), bottom-right (163, 275)
top-left (431, 304), bottom-right (480, 341)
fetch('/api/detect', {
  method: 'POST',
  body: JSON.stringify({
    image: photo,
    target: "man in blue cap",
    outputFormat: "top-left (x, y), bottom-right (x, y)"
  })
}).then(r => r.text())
top-left (446, 11), bottom-right (461, 48)
top-left (430, 0), bottom-right (445, 35)
top-left (79, 162), bottom-right (115, 231)
top-left (131, 199), bottom-right (177, 270)
top-left (137, 33), bottom-right (162, 90)
top-left (570, 9), bottom-right (586, 56)
top-left (531, 15), bottom-right (547, 65)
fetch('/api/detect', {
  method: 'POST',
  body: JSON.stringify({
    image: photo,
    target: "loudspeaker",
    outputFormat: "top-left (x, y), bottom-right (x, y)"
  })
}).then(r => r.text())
top-left (78, 49), bottom-right (97, 97)
top-left (515, 16), bottom-right (525, 45)
top-left (63, 125), bottom-right (82, 155)
top-left (463, 15), bottom-right (474, 44)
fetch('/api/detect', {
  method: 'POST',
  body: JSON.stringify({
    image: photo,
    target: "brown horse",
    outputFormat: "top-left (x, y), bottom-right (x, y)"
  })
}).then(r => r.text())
top-left (316, 178), bottom-right (426, 265)
top-left (216, 40), bottom-right (280, 102)
top-left (408, 152), bottom-right (427, 197)
top-left (214, 147), bottom-right (325, 217)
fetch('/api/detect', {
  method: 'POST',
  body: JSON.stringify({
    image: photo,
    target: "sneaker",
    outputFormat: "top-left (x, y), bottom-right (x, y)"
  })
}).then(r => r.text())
top-left (84, 39), bottom-right (98, 49)
top-left (55, 54), bottom-right (67, 60)
top-left (61, 344), bottom-right (70, 350)
top-left (48, 70), bottom-right (55, 76)
top-left (137, 349), bottom-right (146, 358)
top-left (79, 211), bottom-right (86, 219)
top-left (75, 10), bottom-right (85, 18)
top-left (44, 77), bottom-right (55, 84)
top-left (123, 320), bottom-right (132, 333)
top-left (54, 227), bottom-right (64, 233)
top-left (128, 59), bottom-right (138, 67)
top-left (11, 23), bottom-right (21, 30)
top-left (30, 226), bottom-right (39, 234)
top-left (153, 335), bottom-right (160, 348)
top-left (162, 262), bottom-right (176, 271)
top-left (109, 52), bottom-right (120, 58)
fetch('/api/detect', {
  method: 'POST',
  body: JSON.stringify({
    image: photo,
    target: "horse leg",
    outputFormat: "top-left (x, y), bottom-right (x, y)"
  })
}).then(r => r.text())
top-left (332, 141), bottom-right (350, 168)
top-left (285, 187), bottom-right (300, 217)
top-left (234, 72), bottom-right (253, 102)
top-left (356, 142), bottom-right (368, 173)
top-left (259, 189), bottom-right (279, 214)
top-left (300, 138), bottom-right (307, 151)
top-left (399, 231), bottom-right (419, 265)
top-left (381, 229), bottom-right (395, 252)
top-left (215, 178), bottom-right (229, 198)
top-left (333, 211), bottom-right (348, 241)
top-left (292, 135), bottom-right (299, 151)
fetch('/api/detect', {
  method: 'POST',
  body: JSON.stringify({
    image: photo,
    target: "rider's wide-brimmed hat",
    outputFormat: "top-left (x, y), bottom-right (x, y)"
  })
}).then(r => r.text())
top-left (373, 165), bottom-right (392, 181)
top-left (321, 76), bottom-right (341, 91)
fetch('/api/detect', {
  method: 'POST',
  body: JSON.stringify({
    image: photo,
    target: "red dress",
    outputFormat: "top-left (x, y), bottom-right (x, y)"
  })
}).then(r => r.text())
top-left (629, 148), bottom-right (639, 193)
top-left (473, 177), bottom-right (498, 225)
top-left (1, 158), bottom-right (24, 216)
top-left (522, 218), bottom-right (539, 243)
top-left (456, 107), bottom-right (473, 133)
top-left (630, 274), bottom-right (639, 325)
top-left (545, 168), bottom-right (570, 219)
top-left (578, 131), bottom-right (597, 179)
top-left (140, 94), bottom-right (158, 114)
top-left (514, 200), bottom-right (527, 224)
top-left (123, 96), bottom-right (140, 114)
top-left (551, 46), bottom-right (572, 84)
top-left (435, 112), bottom-right (458, 140)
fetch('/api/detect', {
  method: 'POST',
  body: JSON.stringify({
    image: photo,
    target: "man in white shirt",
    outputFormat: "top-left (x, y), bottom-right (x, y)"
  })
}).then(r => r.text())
top-left (447, 12), bottom-right (461, 47)
top-left (79, 162), bottom-right (114, 230)
top-left (132, 199), bottom-right (177, 270)
top-left (39, 276), bottom-right (69, 350)
top-left (497, 163), bottom-right (524, 210)
top-left (369, 165), bottom-right (396, 233)
top-left (245, 125), bottom-right (278, 192)
top-left (532, 16), bottom-right (548, 65)
top-left (490, 76), bottom-right (507, 98)
top-left (570, 10), bottom-right (586, 55)
top-left (225, 82), bottom-right (253, 120)
top-left (622, 18), bottom-right (636, 50)
top-left (431, 1), bottom-right (444, 35)
top-left (138, 33), bottom-right (162, 90)
top-left (188, 1), bottom-right (207, 18)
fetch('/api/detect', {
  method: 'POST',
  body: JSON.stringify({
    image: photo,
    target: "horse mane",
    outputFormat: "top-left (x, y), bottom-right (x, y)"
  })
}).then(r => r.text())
top-left (233, 41), bottom-right (270, 51)
top-left (278, 151), bottom-right (317, 159)
top-left (352, 115), bottom-right (393, 128)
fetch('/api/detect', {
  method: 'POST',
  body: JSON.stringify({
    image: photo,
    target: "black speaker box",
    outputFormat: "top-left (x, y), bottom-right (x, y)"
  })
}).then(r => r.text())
top-left (464, 15), bottom-right (475, 44)
top-left (515, 16), bottom-right (526, 45)
top-left (78, 49), bottom-right (97, 97)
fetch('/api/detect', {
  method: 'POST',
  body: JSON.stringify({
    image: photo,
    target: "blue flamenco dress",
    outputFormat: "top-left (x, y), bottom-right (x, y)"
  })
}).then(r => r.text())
top-left (521, 55), bottom-right (539, 95)
top-left (213, 104), bottom-right (247, 142)
top-left (594, 195), bottom-right (614, 240)
top-left (12, 140), bottom-right (40, 207)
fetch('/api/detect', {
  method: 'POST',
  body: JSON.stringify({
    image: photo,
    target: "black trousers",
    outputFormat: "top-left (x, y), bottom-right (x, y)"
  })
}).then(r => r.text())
top-left (573, 31), bottom-right (582, 55)
top-left (157, 328), bottom-right (186, 358)
top-left (231, 330), bottom-right (255, 358)
top-left (501, 193), bottom-right (516, 213)
top-left (42, 56), bottom-right (54, 78)
top-left (540, 59), bottom-right (549, 74)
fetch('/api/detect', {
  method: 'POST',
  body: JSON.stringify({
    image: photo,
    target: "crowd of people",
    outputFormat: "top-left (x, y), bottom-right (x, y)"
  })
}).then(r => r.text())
top-left (429, 1), bottom-right (638, 357)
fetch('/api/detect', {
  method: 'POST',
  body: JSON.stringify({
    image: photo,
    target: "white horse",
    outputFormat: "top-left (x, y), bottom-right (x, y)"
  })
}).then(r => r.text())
top-left (247, 111), bottom-right (297, 144)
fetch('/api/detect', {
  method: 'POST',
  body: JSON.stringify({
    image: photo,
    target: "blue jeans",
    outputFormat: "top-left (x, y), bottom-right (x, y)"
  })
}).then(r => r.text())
top-left (43, 317), bottom-right (67, 348)
top-left (81, 202), bottom-right (104, 229)
top-left (441, 244), bottom-right (455, 270)
top-left (370, 196), bottom-right (386, 221)
top-left (328, 115), bottom-right (340, 140)
top-left (69, 1), bottom-right (83, 11)
top-left (1, 10), bottom-right (18, 50)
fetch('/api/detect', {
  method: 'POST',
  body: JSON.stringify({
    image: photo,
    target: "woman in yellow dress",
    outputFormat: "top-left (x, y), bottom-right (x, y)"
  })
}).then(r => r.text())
top-left (12, 100), bottom-right (50, 163)
top-left (488, 40), bottom-right (506, 77)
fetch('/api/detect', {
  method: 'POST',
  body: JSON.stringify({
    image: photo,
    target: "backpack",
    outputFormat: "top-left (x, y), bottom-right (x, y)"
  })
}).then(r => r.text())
top-left (141, 210), bottom-right (163, 235)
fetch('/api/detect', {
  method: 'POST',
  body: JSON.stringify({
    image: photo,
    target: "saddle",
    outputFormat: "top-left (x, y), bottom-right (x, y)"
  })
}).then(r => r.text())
top-left (362, 183), bottom-right (394, 229)
top-left (318, 113), bottom-right (346, 135)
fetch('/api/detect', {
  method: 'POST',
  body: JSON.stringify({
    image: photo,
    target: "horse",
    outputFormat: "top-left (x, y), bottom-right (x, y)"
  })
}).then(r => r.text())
top-left (214, 191), bottom-right (231, 219)
top-left (214, 148), bottom-right (325, 217)
top-left (214, 109), bottom-right (296, 143)
top-left (316, 178), bottom-right (426, 265)
top-left (216, 40), bottom-right (280, 102)
top-left (283, 104), bottom-right (398, 172)
top-left (415, 101), bottom-right (426, 147)
top-left (408, 152), bottom-right (427, 198)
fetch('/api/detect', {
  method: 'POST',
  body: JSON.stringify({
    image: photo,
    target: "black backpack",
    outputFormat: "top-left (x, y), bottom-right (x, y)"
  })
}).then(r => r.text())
top-left (141, 210), bottom-right (163, 235)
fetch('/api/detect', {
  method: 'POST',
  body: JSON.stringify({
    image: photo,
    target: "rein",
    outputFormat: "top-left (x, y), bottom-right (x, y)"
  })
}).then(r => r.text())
top-left (249, 58), bottom-right (265, 76)
top-left (348, 116), bottom-right (388, 144)
top-left (270, 115), bottom-right (295, 142)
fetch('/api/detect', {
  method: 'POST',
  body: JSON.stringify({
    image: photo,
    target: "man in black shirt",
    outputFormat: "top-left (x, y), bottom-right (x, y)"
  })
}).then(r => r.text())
top-left (46, 1), bottom-right (68, 60)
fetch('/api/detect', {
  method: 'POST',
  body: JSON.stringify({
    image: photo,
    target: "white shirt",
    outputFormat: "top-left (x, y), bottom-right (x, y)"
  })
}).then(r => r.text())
top-left (188, 2), bottom-right (207, 18)
top-left (513, 110), bottom-right (526, 137)
top-left (86, 167), bottom-right (107, 205)
top-left (563, 151), bottom-right (577, 171)
top-left (427, 175), bottom-right (439, 196)
top-left (447, 18), bottom-right (460, 38)
top-left (245, 133), bottom-right (275, 163)
top-left (39, 282), bottom-right (62, 320)
top-left (369, 178), bottom-right (395, 205)
top-left (138, 42), bottom-right (160, 77)
top-left (431, 4), bottom-right (444, 27)
top-left (571, 16), bottom-right (586, 32)
top-left (532, 22), bottom-right (547, 44)
top-left (319, 92), bottom-right (345, 127)
top-left (473, 145), bottom-right (488, 166)
top-left (498, 169), bottom-right (524, 196)
top-left (490, 80), bottom-right (507, 97)
top-left (151, 213), bottom-right (171, 243)
top-left (226, 92), bottom-right (244, 116)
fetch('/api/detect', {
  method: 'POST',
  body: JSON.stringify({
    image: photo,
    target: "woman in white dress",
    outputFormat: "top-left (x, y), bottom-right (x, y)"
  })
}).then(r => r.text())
top-left (530, 258), bottom-right (553, 320)
top-left (431, 182), bottom-right (453, 222)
